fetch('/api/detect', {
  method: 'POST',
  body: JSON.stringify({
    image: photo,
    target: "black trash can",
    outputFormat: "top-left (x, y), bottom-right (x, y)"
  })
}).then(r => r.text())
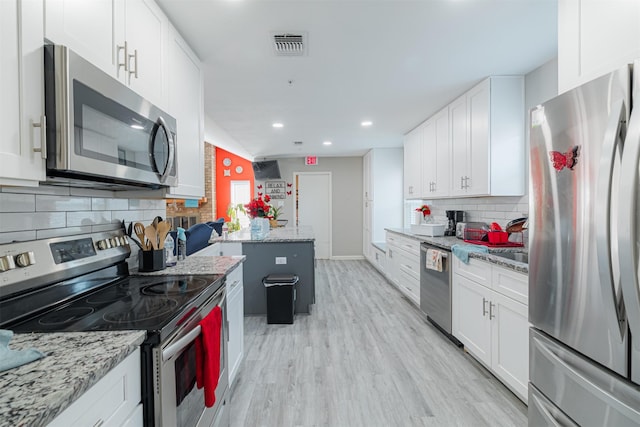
top-left (263, 274), bottom-right (299, 324)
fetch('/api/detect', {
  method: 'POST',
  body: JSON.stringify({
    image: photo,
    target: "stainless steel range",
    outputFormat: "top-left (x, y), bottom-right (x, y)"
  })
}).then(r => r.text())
top-left (0, 230), bottom-right (229, 427)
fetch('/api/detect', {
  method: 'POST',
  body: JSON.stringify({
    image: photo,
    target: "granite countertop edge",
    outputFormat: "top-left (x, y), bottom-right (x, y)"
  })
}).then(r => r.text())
top-left (0, 330), bottom-right (146, 427)
top-left (132, 255), bottom-right (246, 276)
top-left (385, 228), bottom-right (528, 274)
top-left (209, 226), bottom-right (315, 244)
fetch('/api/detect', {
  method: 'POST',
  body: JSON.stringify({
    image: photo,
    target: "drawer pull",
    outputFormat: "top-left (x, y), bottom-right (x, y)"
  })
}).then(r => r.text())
top-left (93, 420), bottom-right (105, 427)
top-left (482, 297), bottom-right (488, 317)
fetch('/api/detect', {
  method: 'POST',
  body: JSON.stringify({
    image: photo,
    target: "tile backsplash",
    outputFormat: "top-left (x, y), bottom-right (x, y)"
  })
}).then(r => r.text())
top-left (0, 185), bottom-right (166, 267)
top-left (406, 195), bottom-right (529, 228)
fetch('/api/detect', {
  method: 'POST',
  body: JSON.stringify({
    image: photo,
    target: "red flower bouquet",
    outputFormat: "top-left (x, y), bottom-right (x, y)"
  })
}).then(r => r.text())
top-left (245, 195), bottom-right (272, 219)
top-left (416, 204), bottom-right (431, 217)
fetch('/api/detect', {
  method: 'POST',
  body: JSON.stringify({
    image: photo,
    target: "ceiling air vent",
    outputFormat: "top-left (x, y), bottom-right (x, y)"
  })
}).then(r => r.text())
top-left (272, 33), bottom-right (307, 56)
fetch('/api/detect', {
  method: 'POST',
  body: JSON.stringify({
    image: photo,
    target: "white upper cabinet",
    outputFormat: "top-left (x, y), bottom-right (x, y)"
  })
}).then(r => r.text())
top-left (450, 77), bottom-right (524, 198)
top-left (116, 0), bottom-right (168, 108)
top-left (44, 0), bottom-right (117, 75)
top-left (0, 0), bottom-right (46, 186)
top-left (450, 94), bottom-right (468, 197)
top-left (420, 109), bottom-right (452, 198)
top-left (45, 0), bottom-right (168, 109)
top-left (559, 0), bottom-right (640, 93)
top-left (403, 124), bottom-right (422, 199)
top-left (165, 24), bottom-right (204, 199)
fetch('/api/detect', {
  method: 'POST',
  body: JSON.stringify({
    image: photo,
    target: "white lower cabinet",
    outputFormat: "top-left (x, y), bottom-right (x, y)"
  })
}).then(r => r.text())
top-left (452, 257), bottom-right (528, 403)
top-left (385, 232), bottom-right (420, 305)
top-left (226, 265), bottom-right (244, 386)
top-left (48, 348), bottom-right (142, 427)
top-left (370, 246), bottom-right (386, 274)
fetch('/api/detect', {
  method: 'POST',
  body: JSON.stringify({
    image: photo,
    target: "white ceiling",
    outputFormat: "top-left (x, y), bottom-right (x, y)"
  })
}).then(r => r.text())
top-left (157, 0), bottom-right (557, 159)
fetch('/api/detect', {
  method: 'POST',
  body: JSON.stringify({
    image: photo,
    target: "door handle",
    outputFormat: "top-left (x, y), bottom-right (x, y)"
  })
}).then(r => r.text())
top-left (619, 88), bottom-right (640, 351)
top-left (595, 99), bottom-right (626, 337)
top-left (128, 49), bottom-right (139, 80)
top-left (117, 41), bottom-right (128, 74)
top-left (32, 115), bottom-right (47, 159)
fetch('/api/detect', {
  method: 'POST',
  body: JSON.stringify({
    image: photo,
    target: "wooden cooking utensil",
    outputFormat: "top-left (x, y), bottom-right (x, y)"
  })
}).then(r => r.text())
top-left (156, 221), bottom-right (171, 249)
top-left (144, 225), bottom-right (159, 250)
top-left (134, 222), bottom-right (148, 250)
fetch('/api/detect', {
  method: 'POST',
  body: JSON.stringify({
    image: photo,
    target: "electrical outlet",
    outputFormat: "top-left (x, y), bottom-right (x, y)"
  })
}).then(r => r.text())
top-left (275, 257), bottom-right (287, 264)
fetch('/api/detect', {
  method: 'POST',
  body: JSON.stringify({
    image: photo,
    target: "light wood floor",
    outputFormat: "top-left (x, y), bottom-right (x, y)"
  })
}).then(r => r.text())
top-left (229, 260), bottom-right (527, 427)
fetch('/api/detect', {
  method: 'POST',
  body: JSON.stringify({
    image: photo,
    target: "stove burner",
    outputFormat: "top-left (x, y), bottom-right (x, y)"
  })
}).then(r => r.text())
top-left (141, 278), bottom-right (210, 296)
top-left (85, 291), bottom-right (130, 305)
top-left (38, 307), bottom-right (95, 326)
top-left (103, 298), bottom-right (179, 323)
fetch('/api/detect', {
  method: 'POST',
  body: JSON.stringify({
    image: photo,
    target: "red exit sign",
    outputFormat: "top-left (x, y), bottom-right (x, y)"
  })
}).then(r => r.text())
top-left (305, 156), bottom-right (318, 166)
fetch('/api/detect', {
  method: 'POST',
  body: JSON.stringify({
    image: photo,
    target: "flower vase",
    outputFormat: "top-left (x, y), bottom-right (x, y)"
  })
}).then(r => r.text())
top-left (250, 217), bottom-right (269, 239)
top-left (423, 214), bottom-right (432, 223)
top-left (413, 211), bottom-right (423, 226)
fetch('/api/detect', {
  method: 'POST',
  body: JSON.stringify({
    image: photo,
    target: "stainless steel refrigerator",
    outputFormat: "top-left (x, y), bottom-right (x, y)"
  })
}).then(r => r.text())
top-left (529, 63), bottom-right (640, 425)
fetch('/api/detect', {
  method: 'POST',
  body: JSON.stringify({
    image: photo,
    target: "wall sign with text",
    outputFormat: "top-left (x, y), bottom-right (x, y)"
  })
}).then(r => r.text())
top-left (265, 181), bottom-right (287, 199)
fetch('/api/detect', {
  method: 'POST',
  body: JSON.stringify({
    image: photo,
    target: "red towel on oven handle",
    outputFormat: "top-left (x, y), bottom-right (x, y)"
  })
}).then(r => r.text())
top-left (195, 305), bottom-right (222, 407)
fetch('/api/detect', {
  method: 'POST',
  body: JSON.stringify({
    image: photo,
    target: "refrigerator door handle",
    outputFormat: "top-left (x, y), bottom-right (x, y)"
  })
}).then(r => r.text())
top-left (596, 99), bottom-right (627, 337)
top-left (619, 100), bottom-right (640, 351)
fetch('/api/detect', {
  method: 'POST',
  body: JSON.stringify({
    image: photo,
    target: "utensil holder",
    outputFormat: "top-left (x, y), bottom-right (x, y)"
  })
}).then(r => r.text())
top-left (139, 249), bottom-right (166, 272)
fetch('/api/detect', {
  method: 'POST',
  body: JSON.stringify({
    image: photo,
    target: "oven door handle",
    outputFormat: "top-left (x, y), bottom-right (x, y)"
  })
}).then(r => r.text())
top-left (162, 288), bottom-right (226, 362)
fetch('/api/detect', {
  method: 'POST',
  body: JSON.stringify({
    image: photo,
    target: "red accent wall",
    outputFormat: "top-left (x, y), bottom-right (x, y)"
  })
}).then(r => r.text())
top-left (215, 147), bottom-right (254, 221)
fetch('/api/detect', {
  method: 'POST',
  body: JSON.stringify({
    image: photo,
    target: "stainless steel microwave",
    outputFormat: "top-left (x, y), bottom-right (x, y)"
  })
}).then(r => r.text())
top-left (44, 45), bottom-right (177, 190)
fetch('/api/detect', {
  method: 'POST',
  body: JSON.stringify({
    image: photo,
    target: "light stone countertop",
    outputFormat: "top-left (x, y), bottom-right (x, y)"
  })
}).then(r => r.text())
top-left (133, 255), bottom-right (245, 276)
top-left (0, 331), bottom-right (146, 427)
top-left (385, 228), bottom-right (528, 274)
top-left (210, 225), bottom-right (315, 243)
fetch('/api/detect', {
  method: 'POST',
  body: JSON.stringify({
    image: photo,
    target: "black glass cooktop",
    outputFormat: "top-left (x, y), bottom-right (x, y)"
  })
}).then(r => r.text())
top-left (4, 273), bottom-right (224, 335)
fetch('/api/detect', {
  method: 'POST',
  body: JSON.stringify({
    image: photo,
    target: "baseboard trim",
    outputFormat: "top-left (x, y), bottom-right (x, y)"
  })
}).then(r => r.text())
top-left (330, 255), bottom-right (365, 261)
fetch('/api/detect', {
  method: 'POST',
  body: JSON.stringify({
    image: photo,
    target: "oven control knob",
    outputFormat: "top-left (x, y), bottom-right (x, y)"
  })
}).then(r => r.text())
top-left (97, 239), bottom-right (111, 250)
top-left (0, 255), bottom-right (16, 272)
top-left (122, 236), bottom-right (129, 246)
top-left (109, 237), bottom-right (119, 247)
top-left (15, 251), bottom-right (35, 268)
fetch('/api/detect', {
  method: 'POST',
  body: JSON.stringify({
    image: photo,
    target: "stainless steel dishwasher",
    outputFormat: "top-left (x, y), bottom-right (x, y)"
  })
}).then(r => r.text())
top-left (420, 243), bottom-right (461, 346)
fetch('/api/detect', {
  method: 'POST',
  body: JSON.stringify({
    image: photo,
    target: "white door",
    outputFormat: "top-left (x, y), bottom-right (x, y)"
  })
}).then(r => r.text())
top-left (230, 180), bottom-right (251, 229)
top-left (295, 172), bottom-right (331, 259)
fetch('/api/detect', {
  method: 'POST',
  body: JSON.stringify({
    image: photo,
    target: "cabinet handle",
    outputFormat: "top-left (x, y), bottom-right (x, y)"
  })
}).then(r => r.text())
top-left (482, 297), bottom-right (488, 316)
top-left (489, 302), bottom-right (495, 319)
top-left (128, 49), bottom-right (139, 80)
top-left (460, 176), bottom-right (464, 189)
top-left (117, 41), bottom-right (128, 73)
top-left (389, 249), bottom-right (393, 258)
top-left (32, 115), bottom-right (47, 159)
top-left (464, 176), bottom-right (470, 189)
top-left (93, 420), bottom-right (105, 427)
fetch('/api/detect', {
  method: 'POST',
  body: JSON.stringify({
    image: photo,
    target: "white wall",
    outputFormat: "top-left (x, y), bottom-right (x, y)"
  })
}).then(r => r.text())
top-left (204, 115), bottom-right (254, 161)
top-left (255, 156), bottom-right (363, 258)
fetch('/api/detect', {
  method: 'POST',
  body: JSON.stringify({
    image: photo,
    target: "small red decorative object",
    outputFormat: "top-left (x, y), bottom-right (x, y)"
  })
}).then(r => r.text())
top-left (549, 145), bottom-right (580, 171)
top-left (415, 204), bottom-right (431, 217)
top-left (286, 191), bottom-right (292, 195)
top-left (257, 184), bottom-right (263, 189)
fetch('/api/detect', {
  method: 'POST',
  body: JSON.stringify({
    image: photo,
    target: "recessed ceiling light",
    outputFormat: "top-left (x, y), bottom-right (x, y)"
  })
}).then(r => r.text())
top-left (272, 122), bottom-right (284, 128)
top-left (361, 121), bottom-right (373, 127)
top-left (323, 141), bottom-right (332, 146)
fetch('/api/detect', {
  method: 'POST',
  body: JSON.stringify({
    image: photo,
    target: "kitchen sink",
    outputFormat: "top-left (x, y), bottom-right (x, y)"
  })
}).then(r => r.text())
top-left (493, 252), bottom-right (528, 264)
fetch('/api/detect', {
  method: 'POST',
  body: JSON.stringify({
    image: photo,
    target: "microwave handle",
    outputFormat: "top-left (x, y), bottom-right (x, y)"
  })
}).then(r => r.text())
top-left (155, 116), bottom-right (175, 184)
top-left (162, 287), bottom-right (226, 362)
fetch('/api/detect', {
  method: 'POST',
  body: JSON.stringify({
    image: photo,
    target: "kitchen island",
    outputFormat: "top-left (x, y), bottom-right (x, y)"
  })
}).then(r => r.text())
top-left (210, 226), bottom-right (316, 315)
